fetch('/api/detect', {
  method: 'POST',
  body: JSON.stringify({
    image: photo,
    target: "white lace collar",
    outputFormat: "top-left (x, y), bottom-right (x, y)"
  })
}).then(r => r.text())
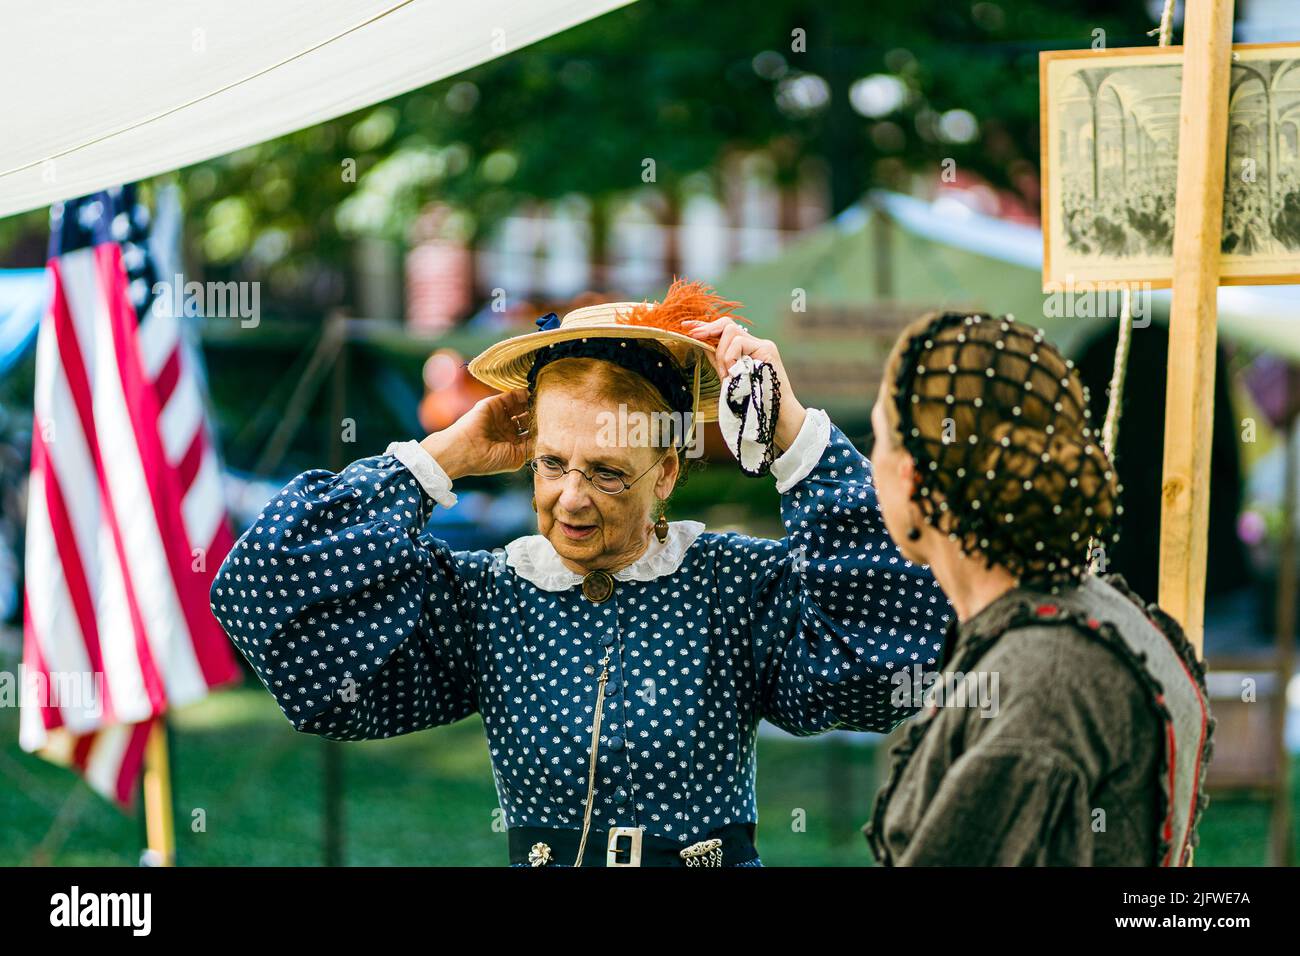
top-left (504, 520), bottom-right (707, 592)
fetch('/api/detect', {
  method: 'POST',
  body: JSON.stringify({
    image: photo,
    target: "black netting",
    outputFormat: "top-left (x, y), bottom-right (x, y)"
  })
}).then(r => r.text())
top-left (528, 338), bottom-right (694, 424)
top-left (891, 311), bottom-right (1122, 589)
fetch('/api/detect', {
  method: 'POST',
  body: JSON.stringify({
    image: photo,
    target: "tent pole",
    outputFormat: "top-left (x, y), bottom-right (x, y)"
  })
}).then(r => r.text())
top-left (1157, 0), bottom-right (1235, 657)
top-left (322, 310), bottom-right (350, 867)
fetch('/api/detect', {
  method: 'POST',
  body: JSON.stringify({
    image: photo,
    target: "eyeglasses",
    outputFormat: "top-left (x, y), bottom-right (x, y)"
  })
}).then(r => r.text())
top-left (527, 452), bottom-right (668, 495)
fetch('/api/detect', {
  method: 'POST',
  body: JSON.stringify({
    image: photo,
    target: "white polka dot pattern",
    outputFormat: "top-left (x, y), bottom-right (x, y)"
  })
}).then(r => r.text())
top-left (209, 422), bottom-right (951, 843)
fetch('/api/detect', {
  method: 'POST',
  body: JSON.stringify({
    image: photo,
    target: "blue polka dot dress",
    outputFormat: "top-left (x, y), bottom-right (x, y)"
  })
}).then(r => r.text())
top-left (209, 408), bottom-right (951, 859)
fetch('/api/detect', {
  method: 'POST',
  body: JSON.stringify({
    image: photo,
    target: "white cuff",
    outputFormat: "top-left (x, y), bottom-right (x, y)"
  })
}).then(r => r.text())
top-left (385, 440), bottom-right (458, 509)
top-left (770, 407), bottom-right (831, 494)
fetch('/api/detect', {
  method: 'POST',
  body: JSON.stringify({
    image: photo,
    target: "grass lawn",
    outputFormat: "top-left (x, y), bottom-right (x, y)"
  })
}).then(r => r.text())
top-left (0, 685), bottom-right (1293, 866)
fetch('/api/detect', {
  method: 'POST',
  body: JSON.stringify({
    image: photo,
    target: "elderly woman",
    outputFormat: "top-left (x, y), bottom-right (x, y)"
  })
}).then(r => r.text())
top-left (209, 280), bottom-right (950, 867)
top-left (862, 310), bottom-right (1215, 866)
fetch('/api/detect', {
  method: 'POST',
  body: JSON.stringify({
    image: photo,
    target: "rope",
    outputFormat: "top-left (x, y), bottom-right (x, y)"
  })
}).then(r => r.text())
top-left (1101, 287), bottom-right (1133, 461)
top-left (1152, 0), bottom-right (1176, 46)
top-left (1106, 0), bottom-right (1176, 458)
top-left (1091, 0), bottom-right (1175, 570)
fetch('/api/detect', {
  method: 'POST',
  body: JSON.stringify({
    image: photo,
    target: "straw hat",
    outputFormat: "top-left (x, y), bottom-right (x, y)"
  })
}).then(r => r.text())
top-left (467, 279), bottom-right (748, 424)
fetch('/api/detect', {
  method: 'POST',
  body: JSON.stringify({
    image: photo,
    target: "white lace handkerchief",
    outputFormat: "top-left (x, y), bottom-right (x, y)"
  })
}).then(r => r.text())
top-left (718, 355), bottom-right (779, 476)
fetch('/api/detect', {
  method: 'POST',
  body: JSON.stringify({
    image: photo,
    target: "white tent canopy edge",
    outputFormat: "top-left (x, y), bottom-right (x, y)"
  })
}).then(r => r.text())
top-left (0, 0), bottom-right (633, 219)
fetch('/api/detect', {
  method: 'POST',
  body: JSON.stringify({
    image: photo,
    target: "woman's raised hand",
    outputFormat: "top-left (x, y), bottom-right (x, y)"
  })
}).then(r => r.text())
top-left (419, 387), bottom-right (531, 480)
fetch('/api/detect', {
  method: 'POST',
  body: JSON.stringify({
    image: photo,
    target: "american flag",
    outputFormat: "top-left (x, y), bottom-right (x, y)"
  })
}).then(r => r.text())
top-left (19, 185), bottom-right (240, 808)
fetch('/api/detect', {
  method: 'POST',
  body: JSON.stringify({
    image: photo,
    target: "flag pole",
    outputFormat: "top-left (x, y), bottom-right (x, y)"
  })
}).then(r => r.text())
top-left (141, 717), bottom-right (176, 866)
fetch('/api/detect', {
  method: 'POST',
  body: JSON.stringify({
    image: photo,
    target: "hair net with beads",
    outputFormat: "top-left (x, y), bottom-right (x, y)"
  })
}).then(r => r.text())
top-left (891, 311), bottom-right (1123, 588)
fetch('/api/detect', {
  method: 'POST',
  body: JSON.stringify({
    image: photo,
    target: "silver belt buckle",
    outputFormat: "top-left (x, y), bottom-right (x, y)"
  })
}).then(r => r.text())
top-left (607, 826), bottom-right (643, 866)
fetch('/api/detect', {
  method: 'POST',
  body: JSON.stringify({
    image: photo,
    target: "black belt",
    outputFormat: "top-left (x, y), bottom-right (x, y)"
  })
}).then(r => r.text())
top-left (509, 823), bottom-right (758, 867)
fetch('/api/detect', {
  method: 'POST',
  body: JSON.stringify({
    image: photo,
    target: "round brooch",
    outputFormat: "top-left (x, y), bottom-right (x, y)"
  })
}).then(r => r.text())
top-left (581, 569), bottom-right (615, 604)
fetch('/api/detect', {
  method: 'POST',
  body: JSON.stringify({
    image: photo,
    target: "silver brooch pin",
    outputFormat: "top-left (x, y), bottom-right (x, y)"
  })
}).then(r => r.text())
top-left (679, 838), bottom-right (723, 867)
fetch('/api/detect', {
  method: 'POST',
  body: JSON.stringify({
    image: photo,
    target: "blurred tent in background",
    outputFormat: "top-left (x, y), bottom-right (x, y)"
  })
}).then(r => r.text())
top-left (0, 271), bottom-right (45, 625)
top-left (721, 189), bottom-right (1300, 426)
top-left (0, 270), bottom-right (47, 378)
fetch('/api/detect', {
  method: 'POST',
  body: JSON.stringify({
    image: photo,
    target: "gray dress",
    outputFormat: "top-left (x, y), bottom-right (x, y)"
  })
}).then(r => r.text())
top-left (865, 573), bottom-right (1214, 866)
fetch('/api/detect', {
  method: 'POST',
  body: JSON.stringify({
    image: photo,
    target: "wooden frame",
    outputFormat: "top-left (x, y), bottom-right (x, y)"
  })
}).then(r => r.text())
top-left (1041, 42), bottom-right (1300, 290)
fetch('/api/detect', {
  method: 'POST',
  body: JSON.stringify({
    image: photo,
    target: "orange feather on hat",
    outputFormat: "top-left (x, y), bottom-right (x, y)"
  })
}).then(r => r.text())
top-left (616, 276), bottom-right (750, 341)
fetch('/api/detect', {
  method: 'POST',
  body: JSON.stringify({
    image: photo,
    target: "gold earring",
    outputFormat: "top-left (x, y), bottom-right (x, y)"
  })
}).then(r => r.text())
top-left (653, 500), bottom-right (668, 544)
top-left (531, 496), bottom-right (538, 513)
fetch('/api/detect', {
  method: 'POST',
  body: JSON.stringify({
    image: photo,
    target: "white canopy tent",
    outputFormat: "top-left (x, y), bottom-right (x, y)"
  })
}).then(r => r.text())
top-left (0, 0), bottom-right (632, 218)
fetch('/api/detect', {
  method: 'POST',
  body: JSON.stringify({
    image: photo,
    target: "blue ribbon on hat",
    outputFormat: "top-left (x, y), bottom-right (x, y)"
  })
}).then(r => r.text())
top-left (524, 324), bottom-right (694, 423)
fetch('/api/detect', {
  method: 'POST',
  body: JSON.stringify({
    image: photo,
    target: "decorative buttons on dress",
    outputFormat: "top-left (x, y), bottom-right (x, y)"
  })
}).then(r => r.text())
top-left (609, 735), bottom-right (624, 751)
top-left (599, 632), bottom-right (615, 646)
top-left (614, 787), bottom-right (629, 804)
